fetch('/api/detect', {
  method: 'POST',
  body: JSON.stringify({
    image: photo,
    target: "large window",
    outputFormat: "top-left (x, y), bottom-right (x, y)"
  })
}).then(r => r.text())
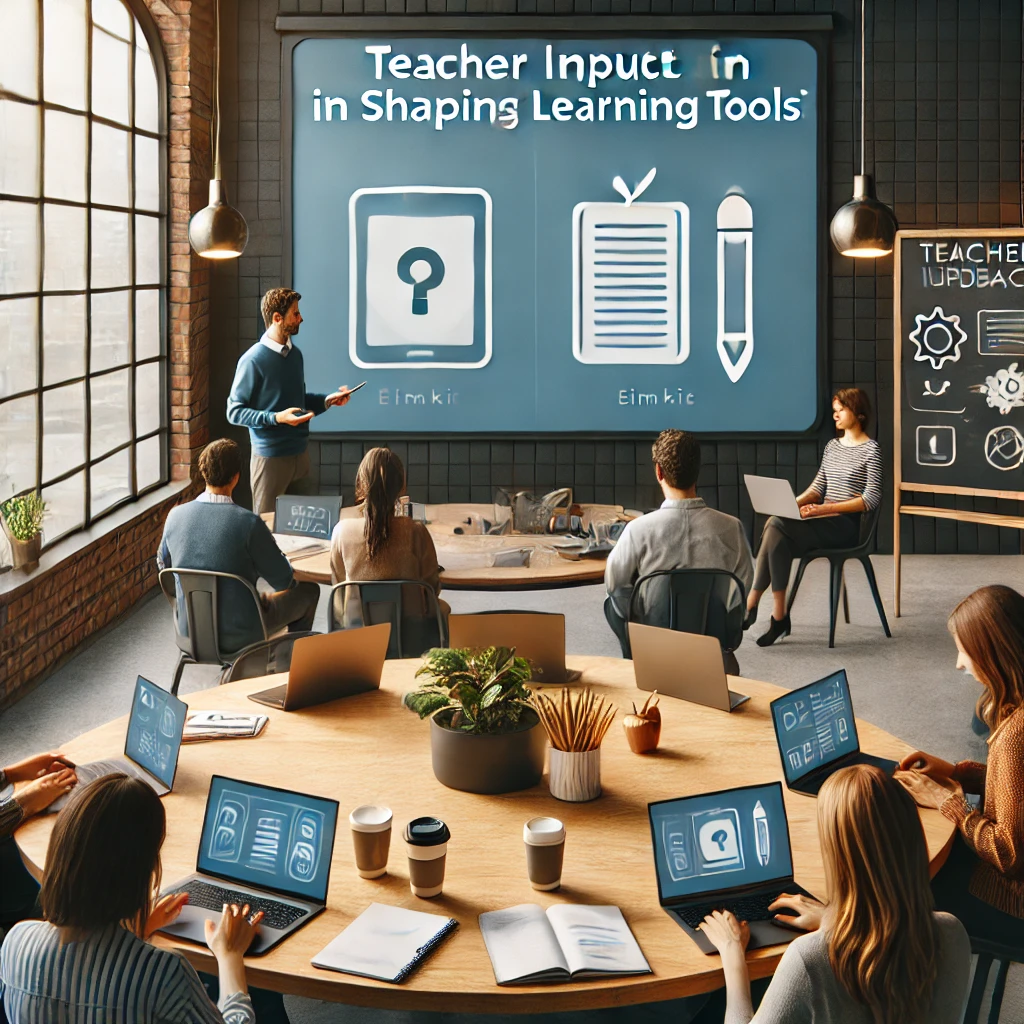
top-left (0, 0), bottom-right (167, 547)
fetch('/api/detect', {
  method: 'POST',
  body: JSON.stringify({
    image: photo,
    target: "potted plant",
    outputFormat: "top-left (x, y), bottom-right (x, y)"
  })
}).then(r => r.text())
top-left (1, 493), bottom-right (46, 573)
top-left (404, 646), bottom-right (547, 794)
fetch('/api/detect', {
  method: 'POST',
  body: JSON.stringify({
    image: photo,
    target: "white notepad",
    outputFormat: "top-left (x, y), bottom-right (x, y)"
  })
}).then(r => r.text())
top-left (479, 903), bottom-right (651, 985)
top-left (312, 903), bottom-right (458, 984)
top-left (573, 201), bottom-right (689, 365)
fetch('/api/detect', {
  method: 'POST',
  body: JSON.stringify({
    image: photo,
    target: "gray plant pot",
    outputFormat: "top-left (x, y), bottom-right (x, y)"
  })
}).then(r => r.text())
top-left (430, 712), bottom-right (547, 794)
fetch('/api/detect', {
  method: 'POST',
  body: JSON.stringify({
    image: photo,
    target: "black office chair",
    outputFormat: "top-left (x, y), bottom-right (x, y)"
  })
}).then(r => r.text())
top-left (617, 568), bottom-right (747, 674)
top-left (328, 580), bottom-right (447, 659)
top-left (785, 504), bottom-right (892, 649)
top-left (963, 934), bottom-right (1024, 1024)
top-left (221, 631), bottom-right (321, 684)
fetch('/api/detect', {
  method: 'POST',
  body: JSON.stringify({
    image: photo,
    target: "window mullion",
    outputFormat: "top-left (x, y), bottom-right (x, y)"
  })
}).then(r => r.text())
top-left (34, 0), bottom-right (44, 503)
top-left (128, 6), bottom-right (137, 497)
top-left (83, 0), bottom-right (93, 526)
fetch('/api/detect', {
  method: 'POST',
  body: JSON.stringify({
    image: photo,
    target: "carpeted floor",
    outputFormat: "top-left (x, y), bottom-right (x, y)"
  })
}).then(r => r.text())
top-left (1, 554), bottom-right (1019, 1022)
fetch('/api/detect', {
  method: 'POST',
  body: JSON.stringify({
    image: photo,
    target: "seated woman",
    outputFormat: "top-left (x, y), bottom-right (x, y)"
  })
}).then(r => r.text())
top-left (0, 774), bottom-right (262, 1024)
top-left (330, 447), bottom-right (449, 638)
top-left (897, 584), bottom-right (1024, 944)
top-left (700, 764), bottom-right (970, 1023)
top-left (746, 388), bottom-right (882, 646)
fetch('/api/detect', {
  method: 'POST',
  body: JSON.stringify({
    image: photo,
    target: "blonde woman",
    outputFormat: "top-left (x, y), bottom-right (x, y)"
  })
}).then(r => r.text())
top-left (897, 584), bottom-right (1024, 942)
top-left (700, 765), bottom-right (969, 1023)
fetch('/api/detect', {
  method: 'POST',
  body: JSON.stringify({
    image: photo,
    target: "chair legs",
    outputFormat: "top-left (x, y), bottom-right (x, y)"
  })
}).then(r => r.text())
top-left (860, 556), bottom-right (892, 638)
top-left (964, 953), bottom-right (994, 1024)
top-left (988, 956), bottom-right (1010, 1024)
top-left (828, 560), bottom-right (844, 649)
top-left (170, 653), bottom-right (188, 696)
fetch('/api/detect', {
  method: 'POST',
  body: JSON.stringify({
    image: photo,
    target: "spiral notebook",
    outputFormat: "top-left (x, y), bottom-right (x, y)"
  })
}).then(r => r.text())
top-left (312, 903), bottom-right (458, 983)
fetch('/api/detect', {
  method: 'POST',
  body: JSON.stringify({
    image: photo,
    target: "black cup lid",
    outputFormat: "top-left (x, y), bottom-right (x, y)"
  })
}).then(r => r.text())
top-left (404, 816), bottom-right (450, 845)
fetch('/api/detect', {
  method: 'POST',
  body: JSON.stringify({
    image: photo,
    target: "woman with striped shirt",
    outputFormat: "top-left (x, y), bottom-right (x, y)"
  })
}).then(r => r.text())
top-left (746, 388), bottom-right (883, 646)
top-left (0, 774), bottom-right (261, 1024)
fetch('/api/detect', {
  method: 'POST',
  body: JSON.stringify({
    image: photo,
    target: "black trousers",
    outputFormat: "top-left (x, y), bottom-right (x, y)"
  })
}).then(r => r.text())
top-left (0, 835), bottom-right (41, 927)
top-left (931, 835), bottom-right (1024, 944)
top-left (752, 513), bottom-right (860, 593)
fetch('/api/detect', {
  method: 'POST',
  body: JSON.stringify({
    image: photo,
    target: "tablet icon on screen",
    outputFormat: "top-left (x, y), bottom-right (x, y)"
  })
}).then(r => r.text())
top-left (349, 187), bottom-right (492, 369)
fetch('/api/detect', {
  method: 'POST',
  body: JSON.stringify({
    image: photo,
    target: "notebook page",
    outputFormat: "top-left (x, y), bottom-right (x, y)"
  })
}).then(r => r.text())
top-left (546, 904), bottom-right (651, 978)
top-left (479, 904), bottom-right (569, 984)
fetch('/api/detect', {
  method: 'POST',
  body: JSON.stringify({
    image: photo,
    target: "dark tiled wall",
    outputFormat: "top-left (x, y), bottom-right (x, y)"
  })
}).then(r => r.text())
top-left (212, 0), bottom-right (1024, 555)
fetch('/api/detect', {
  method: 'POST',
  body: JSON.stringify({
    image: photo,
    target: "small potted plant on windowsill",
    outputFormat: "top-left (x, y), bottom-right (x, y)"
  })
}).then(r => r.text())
top-left (403, 646), bottom-right (546, 795)
top-left (1, 492), bottom-right (46, 573)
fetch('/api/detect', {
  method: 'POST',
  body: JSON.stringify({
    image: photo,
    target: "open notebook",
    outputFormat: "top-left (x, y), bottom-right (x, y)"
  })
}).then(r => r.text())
top-left (479, 904), bottom-right (650, 985)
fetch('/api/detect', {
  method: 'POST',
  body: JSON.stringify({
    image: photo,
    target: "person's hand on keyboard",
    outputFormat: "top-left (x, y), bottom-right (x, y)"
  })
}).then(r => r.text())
top-left (768, 892), bottom-right (826, 933)
top-left (206, 903), bottom-right (263, 957)
top-left (698, 909), bottom-right (750, 964)
top-left (145, 891), bottom-right (190, 939)
top-left (14, 764), bottom-right (78, 817)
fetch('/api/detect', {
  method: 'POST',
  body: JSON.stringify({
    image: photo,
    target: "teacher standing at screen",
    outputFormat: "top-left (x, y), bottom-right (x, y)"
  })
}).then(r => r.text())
top-left (228, 288), bottom-right (354, 514)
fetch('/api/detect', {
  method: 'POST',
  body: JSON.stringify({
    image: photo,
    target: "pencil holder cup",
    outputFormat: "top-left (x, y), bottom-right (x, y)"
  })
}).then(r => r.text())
top-left (548, 747), bottom-right (601, 802)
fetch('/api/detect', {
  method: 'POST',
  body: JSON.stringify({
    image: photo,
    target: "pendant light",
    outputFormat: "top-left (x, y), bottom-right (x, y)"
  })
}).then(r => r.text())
top-left (829, 0), bottom-right (897, 258)
top-left (188, 0), bottom-right (248, 259)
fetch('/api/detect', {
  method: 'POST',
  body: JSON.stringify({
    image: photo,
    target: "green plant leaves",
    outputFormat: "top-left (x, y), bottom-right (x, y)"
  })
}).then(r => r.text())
top-left (1, 493), bottom-right (46, 542)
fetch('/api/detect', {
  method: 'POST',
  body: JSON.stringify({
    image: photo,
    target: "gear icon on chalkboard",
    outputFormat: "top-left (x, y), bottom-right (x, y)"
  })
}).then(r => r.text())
top-left (908, 307), bottom-right (968, 370)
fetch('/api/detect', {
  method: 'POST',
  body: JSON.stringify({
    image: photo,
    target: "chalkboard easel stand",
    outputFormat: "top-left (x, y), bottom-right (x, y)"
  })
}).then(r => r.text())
top-left (894, 228), bottom-right (1024, 617)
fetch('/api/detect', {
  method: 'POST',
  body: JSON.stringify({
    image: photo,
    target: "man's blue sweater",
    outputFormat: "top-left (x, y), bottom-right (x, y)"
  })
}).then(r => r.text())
top-left (226, 341), bottom-right (327, 457)
top-left (157, 501), bottom-right (294, 653)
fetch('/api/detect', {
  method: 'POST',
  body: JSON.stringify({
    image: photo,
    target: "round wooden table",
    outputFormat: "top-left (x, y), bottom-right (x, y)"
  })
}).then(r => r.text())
top-left (279, 504), bottom-right (623, 591)
top-left (14, 657), bottom-right (954, 1013)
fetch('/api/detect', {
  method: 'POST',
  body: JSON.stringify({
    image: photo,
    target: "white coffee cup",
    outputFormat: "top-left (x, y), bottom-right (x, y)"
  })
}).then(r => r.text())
top-left (349, 805), bottom-right (393, 879)
top-left (523, 816), bottom-right (566, 891)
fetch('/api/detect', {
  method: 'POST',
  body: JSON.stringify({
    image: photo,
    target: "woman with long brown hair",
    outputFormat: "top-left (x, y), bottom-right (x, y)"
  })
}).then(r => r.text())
top-left (897, 584), bottom-right (1024, 942)
top-left (700, 765), bottom-right (969, 1023)
top-left (0, 774), bottom-right (266, 1023)
top-left (745, 388), bottom-right (883, 646)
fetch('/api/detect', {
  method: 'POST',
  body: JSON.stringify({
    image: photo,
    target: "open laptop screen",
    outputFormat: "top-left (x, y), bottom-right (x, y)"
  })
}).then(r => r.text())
top-left (770, 670), bottom-right (860, 786)
top-left (198, 776), bottom-right (339, 904)
top-left (125, 676), bottom-right (187, 789)
top-left (649, 783), bottom-right (793, 903)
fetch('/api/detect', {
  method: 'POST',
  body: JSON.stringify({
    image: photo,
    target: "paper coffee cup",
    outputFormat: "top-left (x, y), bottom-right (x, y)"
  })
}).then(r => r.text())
top-left (524, 816), bottom-right (565, 891)
top-left (349, 805), bottom-right (392, 879)
top-left (404, 817), bottom-right (450, 898)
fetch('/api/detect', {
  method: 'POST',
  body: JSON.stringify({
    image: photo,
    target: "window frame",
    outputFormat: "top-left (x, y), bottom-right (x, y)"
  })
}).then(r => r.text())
top-left (0, 0), bottom-right (170, 549)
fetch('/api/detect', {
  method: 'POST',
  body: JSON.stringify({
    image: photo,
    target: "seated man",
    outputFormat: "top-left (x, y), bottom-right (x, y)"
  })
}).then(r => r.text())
top-left (604, 429), bottom-right (754, 657)
top-left (157, 438), bottom-right (319, 654)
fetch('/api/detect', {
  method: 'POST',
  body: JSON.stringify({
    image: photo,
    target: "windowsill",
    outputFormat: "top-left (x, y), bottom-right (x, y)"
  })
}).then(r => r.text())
top-left (0, 480), bottom-right (191, 601)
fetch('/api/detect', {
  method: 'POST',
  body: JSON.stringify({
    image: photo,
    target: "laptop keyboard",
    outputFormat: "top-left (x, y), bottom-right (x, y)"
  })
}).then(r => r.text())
top-left (675, 885), bottom-right (812, 930)
top-left (169, 880), bottom-right (308, 931)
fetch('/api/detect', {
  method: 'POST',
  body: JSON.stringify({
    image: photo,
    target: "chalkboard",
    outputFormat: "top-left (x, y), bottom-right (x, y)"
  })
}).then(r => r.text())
top-left (896, 229), bottom-right (1024, 497)
top-left (274, 495), bottom-right (341, 539)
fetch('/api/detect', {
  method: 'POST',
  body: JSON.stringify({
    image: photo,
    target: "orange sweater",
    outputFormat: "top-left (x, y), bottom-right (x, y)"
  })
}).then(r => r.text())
top-left (943, 704), bottom-right (1024, 917)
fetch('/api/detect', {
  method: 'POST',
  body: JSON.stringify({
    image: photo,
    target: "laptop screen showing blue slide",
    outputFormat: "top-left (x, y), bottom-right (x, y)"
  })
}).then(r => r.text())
top-left (770, 670), bottom-right (860, 785)
top-left (125, 676), bottom-right (187, 789)
top-left (198, 777), bottom-right (339, 903)
top-left (649, 783), bottom-right (793, 902)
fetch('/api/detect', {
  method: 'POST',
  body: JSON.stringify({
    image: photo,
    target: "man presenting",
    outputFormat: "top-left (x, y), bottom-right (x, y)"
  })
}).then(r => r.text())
top-left (228, 287), bottom-right (354, 513)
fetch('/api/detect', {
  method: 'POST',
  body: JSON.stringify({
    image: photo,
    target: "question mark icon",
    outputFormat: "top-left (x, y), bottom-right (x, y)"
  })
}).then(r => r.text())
top-left (397, 247), bottom-right (445, 316)
top-left (712, 830), bottom-right (728, 852)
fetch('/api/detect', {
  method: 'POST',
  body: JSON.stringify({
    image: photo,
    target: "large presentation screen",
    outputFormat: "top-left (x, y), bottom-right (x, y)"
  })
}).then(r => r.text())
top-left (290, 34), bottom-right (820, 434)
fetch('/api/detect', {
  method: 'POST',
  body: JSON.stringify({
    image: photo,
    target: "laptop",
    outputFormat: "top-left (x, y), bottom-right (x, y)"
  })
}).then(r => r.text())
top-left (159, 775), bottom-right (339, 955)
top-left (447, 612), bottom-right (580, 684)
top-left (273, 494), bottom-right (340, 540)
top-left (248, 624), bottom-right (390, 711)
top-left (649, 782), bottom-right (817, 953)
top-left (770, 669), bottom-right (898, 796)
top-left (743, 474), bottom-right (803, 519)
top-left (629, 623), bottom-right (749, 711)
top-left (49, 676), bottom-right (186, 813)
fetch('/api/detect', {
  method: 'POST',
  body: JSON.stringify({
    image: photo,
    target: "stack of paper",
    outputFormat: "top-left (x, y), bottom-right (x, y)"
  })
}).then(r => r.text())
top-left (182, 711), bottom-right (268, 743)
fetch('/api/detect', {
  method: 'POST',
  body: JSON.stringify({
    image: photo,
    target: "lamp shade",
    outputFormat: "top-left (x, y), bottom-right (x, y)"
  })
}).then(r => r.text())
top-left (829, 174), bottom-right (898, 258)
top-left (188, 179), bottom-right (248, 259)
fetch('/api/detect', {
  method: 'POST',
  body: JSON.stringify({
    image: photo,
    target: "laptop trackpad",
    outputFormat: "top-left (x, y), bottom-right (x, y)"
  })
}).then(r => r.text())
top-left (671, 912), bottom-right (801, 954)
top-left (159, 906), bottom-right (277, 954)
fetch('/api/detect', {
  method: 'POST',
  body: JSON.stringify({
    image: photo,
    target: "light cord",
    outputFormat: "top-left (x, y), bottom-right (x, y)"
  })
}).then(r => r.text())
top-left (213, 0), bottom-right (221, 179)
top-left (859, 0), bottom-right (866, 177)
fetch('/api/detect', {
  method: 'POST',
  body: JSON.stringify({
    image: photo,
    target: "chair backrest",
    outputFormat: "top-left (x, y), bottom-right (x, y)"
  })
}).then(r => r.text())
top-left (628, 568), bottom-right (746, 655)
top-left (158, 568), bottom-right (268, 664)
top-left (222, 631), bottom-right (322, 684)
top-left (328, 580), bottom-right (447, 659)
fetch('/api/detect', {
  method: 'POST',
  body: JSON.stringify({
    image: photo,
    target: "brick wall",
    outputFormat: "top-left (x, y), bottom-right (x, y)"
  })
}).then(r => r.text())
top-left (0, 0), bottom-right (214, 708)
top-left (214, 0), bottom-right (1024, 555)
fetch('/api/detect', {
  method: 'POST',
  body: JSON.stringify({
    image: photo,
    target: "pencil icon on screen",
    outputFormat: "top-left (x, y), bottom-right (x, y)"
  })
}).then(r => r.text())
top-left (716, 194), bottom-right (754, 383)
top-left (753, 799), bottom-right (770, 867)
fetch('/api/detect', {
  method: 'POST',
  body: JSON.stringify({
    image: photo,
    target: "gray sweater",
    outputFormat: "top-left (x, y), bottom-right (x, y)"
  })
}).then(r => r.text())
top-left (728, 913), bottom-right (970, 1024)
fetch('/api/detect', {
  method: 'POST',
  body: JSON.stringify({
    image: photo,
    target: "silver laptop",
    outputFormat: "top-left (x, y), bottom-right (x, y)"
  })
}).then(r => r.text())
top-left (629, 622), bottom-right (749, 712)
top-left (159, 775), bottom-right (339, 956)
top-left (248, 624), bottom-right (390, 711)
top-left (49, 675), bottom-right (186, 812)
top-left (447, 612), bottom-right (581, 684)
top-left (743, 474), bottom-right (803, 519)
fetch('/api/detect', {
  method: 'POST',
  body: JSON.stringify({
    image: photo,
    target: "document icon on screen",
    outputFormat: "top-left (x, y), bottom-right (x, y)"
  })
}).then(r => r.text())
top-left (572, 177), bottom-right (689, 365)
top-left (349, 187), bottom-right (492, 370)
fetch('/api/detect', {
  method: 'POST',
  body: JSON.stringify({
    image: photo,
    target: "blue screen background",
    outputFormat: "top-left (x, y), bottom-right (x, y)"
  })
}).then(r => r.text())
top-left (771, 670), bottom-right (859, 783)
top-left (199, 778), bottom-right (338, 902)
top-left (125, 677), bottom-right (186, 788)
top-left (650, 783), bottom-right (792, 901)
